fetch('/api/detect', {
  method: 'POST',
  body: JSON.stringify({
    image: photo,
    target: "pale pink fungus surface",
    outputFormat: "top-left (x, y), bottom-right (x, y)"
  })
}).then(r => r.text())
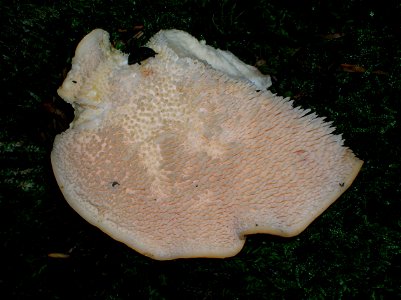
top-left (52, 29), bottom-right (363, 260)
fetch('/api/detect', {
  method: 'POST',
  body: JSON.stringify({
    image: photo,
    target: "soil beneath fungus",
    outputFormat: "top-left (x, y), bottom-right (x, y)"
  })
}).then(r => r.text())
top-left (1, 1), bottom-right (400, 299)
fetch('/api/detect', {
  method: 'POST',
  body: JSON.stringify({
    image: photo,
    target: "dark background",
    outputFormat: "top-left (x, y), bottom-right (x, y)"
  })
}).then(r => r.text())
top-left (1, 0), bottom-right (400, 298)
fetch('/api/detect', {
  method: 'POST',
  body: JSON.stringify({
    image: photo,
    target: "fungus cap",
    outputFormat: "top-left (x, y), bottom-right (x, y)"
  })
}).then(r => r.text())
top-left (52, 29), bottom-right (363, 260)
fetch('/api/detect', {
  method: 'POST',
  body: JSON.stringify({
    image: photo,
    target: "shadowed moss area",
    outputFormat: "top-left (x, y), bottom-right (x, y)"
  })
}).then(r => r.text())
top-left (1, 0), bottom-right (400, 298)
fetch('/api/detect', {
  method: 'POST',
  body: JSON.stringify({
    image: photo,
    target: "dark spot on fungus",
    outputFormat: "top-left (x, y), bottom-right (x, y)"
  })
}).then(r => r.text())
top-left (128, 47), bottom-right (158, 65)
top-left (339, 182), bottom-right (345, 187)
top-left (72, 80), bottom-right (77, 83)
top-left (111, 181), bottom-right (120, 187)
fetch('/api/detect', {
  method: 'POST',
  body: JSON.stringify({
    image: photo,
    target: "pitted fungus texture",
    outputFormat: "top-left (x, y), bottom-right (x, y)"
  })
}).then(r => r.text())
top-left (52, 29), bottom-right (363, 260)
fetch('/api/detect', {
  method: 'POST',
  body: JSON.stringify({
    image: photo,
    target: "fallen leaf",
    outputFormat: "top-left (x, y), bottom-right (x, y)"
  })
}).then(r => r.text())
top-left (320, 33), bottom-right (345, 40)
top-left (48, 253), bottom-right (70, 258)
top-left (340, 63), bottom-right (366, 73)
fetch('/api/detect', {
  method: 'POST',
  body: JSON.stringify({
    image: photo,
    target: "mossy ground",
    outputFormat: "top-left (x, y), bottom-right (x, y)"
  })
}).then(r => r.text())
top-left (1, 0), bottom-right (400, 298)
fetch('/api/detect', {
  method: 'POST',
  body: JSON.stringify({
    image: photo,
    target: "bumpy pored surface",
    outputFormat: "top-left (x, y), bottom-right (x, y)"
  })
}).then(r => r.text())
top-left (52, 29), bottom-right (363, 260)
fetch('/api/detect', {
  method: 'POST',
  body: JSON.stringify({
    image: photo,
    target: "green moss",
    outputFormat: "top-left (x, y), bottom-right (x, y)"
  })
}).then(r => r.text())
top-left (1, 0), bottom-right (400, 298)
